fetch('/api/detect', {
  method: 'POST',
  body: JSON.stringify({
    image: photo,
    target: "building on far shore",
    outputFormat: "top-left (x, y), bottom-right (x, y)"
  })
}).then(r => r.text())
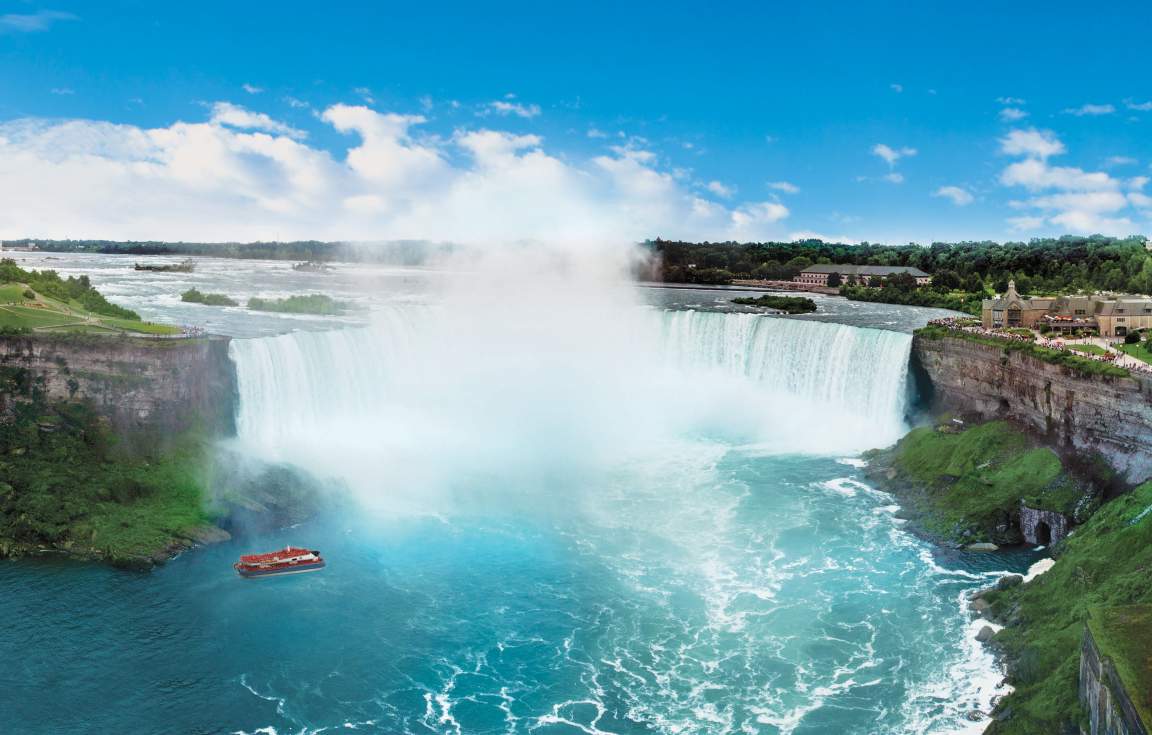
top-left (793, 264), bottom-right (932, 287)
top-left (982, 280), bottom-right (1152, 337)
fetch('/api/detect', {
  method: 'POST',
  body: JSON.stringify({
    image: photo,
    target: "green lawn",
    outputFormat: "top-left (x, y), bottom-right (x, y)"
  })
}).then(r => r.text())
top-left (1068, 343), bottom-right (1109, 356)
top-left (0, 284), bottom-right (180, 336)
top-left (0, 283), bottom-right (30, 303)
top-left (1117, 342), bottom-right (1152, 365)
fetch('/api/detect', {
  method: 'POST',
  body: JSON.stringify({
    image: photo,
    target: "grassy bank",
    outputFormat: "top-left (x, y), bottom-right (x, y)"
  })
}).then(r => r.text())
top-left (864, 421), bottom-right (1090, 545)
top-left (840, 285), bottom-right (984, 315)
top-left (980, 483), bottom-right (1152, 733)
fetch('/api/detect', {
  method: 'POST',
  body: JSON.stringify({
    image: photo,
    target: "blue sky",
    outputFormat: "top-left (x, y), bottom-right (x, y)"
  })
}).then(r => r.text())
top-left (1, 0), bottom-right (1150, 244)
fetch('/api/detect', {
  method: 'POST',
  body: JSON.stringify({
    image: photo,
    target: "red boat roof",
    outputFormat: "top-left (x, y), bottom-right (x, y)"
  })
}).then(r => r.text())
top-left (238, 546), bottom-right (317, 563)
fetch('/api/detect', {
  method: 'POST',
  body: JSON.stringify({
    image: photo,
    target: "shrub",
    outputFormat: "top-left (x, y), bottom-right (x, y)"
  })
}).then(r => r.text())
top-left (1125, 332), bottom-right (1141, 344)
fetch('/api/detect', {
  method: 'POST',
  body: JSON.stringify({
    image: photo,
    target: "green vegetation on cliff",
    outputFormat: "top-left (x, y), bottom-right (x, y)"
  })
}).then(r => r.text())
top-left (980, 484), bottom-right (1152, 734)
top-left (181, 288), bottom-right (239, 307)
top-left (1086, 605), bottom-right (1152, 727)
top-left (0, 258), bottom-right (178, 335)
top-left (248, 293), bottom-right (349, 315)
top-left (0, 366), bottom-right (214, 565)
top-left (730, 295), bottom-right (817, 313)
top-left (916, 325), bottom-right (1130, 378)
top-left (866, 421), bottom-right (1093, 545)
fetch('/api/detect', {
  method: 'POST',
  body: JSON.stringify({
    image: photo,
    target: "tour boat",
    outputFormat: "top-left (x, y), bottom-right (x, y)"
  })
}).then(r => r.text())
top-left (233, 546), bottom-right (325, 578)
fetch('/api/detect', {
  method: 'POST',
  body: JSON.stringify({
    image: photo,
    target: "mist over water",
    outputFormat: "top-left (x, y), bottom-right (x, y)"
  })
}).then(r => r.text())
top-left (230, 293), bottom-right (913, 514)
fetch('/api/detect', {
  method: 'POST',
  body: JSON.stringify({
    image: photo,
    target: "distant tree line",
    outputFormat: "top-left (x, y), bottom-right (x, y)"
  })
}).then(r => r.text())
top-left (646, 235), bottom-right (1152, 294)
top-left (5, 239), bottom-right (457, 266)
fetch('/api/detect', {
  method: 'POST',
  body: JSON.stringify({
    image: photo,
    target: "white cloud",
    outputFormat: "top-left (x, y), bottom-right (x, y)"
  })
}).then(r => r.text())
top-left (1126, 99), bottom-right (1152, 112)
top-left (283, 96), bottom-right (309, 109)
top-left (210, 102), bottom-right (306, 139)
top-left (484, 100), bottom-right (542, 119)
top-left (768, 181), bottom-right (799, 193)
top-left (890, 83), bottom-right (903, 93)
top-left (587, 128), bottom-right (608, 139)
top-left (872, 143), bottom-right (917, 166)
top-left (0, 10), bottom-right (76, 34)
top-left (1008, 216), bottom-right (1045, 231)
top-left (0, 105), bottom-right (794, 243)
top-left (998, 129), bottom-right (1142, 236)
top-left (997, 96), bottom-right (1026, 105)
top-left (1000, 158), bottom-right (1116, 192)
top-left (1063, 103), bottom-right (1116, 116)
top-left (882, 172), bottom-right (904, 184)
top-left (353, 87), bottom-right (375, 105)
top-left (999, 107), bottom-right (1028, 122)
top-left (706, 180), bottom-right (733, 198)
top-left (999, 128), bottom-right (1065, 159)
top-left (50, 87), bottom-right (74, 96)
top-left (242, 83), bottom-right (264, 95)
top-left (933, 185), bottom-right (974, 206)
top-left (1105, 156), bottom-right (1138, 167)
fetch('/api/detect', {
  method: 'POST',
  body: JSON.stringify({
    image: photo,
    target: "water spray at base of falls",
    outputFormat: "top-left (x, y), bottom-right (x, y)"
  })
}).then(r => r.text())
top-left (229, 299), bottom-right (912, 514)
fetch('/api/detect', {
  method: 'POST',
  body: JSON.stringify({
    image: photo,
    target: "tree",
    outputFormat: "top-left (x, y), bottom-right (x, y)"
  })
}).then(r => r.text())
top-left (826, 272), bottom-right (843, 287)
top-left (932, 269), bottom-right (962, 291)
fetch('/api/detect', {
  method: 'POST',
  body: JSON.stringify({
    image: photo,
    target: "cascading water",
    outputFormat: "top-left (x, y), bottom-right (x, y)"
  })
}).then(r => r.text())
top-left (230, 309), bottom-right (913, 505)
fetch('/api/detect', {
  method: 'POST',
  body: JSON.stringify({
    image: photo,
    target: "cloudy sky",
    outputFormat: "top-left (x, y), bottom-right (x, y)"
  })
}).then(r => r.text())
top-left (1, 0), bottom-right (1150, 244)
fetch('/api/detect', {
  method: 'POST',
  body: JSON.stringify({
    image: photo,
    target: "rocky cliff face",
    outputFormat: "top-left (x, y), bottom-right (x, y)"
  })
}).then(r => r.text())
top-left (1080, 629), bottom-right (1149, 735)
top-left (913, 334), bottom-right (1152, 483)
top-left (0, 334), bottom-right (236, 447)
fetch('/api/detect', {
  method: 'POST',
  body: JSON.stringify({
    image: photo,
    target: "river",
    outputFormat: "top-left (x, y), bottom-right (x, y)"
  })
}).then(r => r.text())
top-left (0, 251), bottom-right (1037, 735)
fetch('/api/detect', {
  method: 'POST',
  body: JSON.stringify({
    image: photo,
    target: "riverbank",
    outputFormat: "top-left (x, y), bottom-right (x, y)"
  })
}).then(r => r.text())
top-left (869, 323), bottom-right (1152, 734)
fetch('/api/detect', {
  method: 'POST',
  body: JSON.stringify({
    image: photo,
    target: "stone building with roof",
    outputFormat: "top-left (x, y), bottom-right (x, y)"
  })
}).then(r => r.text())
top-left (982, 281), bottom-right (1152, 337)
top-left (793, 264), bottom-right (932, 287)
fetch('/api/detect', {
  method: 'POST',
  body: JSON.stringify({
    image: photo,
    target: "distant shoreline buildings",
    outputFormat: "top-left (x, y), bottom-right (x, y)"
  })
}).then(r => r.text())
top-left (982, 280), bottom-right (1152, 337)
top-left (793, 264), bottom-right (932, 287)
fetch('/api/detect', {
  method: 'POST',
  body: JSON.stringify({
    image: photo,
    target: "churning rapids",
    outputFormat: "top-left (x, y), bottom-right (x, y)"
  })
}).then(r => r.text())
top-left (0, 253), bottom-right (1037, 735)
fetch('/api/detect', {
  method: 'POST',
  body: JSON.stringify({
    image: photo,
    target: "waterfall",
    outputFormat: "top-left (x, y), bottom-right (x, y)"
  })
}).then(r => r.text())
top-left (229, 308), bottom-right (912, 509)
top-left (657, 310), bottom-right (912, 439)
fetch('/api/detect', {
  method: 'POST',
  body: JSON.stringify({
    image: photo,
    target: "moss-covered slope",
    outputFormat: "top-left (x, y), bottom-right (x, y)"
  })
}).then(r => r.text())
top-left (980, 483), bottom-right (1152, 733)
top-left (865, 420), bottom-right (1096, 546)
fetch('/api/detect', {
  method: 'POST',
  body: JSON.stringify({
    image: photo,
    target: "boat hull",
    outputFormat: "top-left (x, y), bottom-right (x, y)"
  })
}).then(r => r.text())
top-left (236, 560), bottom-right (326, 578)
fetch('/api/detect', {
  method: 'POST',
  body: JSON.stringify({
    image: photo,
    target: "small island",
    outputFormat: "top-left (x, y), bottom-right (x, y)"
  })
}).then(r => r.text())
top-left (247, 294), bottom-right (350, 315)
top-left (181, 288), bottom-right (238, 307)
top-left (731, 294), bottom-right (817, 314)
top-left (134, 258), bottom-right (195, 273)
